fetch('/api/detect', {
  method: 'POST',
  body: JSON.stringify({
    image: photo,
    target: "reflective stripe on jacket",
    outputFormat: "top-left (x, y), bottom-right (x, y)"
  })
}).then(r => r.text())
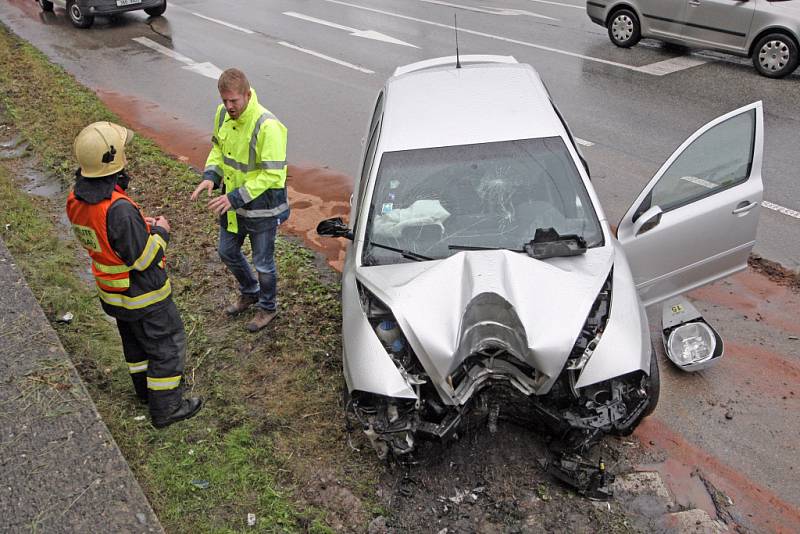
top-left (66, 188), bottom-right (170, 309)
top-left (204, 89), bottom-right (289, 233)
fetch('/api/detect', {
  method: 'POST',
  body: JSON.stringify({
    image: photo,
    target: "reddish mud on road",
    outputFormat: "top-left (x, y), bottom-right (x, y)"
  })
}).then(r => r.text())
top-left (101, 91), bottom-right (800, 533)
top-left (99, 91), bottom-right (353, 271)
top-left (634, 267), bottom-right (800, 533)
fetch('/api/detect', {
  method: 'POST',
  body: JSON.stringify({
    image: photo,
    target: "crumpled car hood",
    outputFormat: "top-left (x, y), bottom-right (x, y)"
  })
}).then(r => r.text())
top-left (357, 247), bottom-right (615, 399)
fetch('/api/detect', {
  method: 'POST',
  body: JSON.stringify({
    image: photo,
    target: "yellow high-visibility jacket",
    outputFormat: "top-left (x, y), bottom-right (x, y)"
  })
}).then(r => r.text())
top-left (204, 90), bottom-right (289, 233)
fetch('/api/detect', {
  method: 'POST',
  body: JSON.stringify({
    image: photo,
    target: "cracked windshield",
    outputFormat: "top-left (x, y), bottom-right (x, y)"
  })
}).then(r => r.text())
top-left (364, 137), bottom-right (603, 265)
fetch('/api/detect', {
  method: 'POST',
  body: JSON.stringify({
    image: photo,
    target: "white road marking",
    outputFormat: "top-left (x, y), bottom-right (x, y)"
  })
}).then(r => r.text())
top-left (133, 36), bottom-right (194, 64)
top-left (277, 41), bottom-right (375, 74)
top-left (680, 175), bottom-right (717, 189)
top-left (418, 0), bottom-right (559, 21)
top-left (761, 201), bottom-right (800, 220)
top-left (283, 11), bottom-right (419, 48)
top-left (636, 56), bottom-right (708, 76)
top-left (523, 0), bottom-right (586, 9)
top-left (574, 137), bottom-right (594, 147)
top-left (183, 62), bottom-right (224, 79)
top-left (318, 0), bottom-right (703, 76)
top-left (191, 12), bottom-right (255, 34)
top-left (132, 37), bottom-right (223, 79)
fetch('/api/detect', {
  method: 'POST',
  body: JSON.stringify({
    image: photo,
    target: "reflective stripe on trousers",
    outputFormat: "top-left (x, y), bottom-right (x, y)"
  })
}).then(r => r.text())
top-left (127, 360), bottom-right (148, 373)
top-left (147, 375), bottom-right (182, 391)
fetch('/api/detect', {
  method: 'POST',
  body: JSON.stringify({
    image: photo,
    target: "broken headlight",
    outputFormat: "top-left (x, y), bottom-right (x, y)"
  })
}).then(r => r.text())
top-left (661, 296), bottom-right (724, 371)
top-left (566, 272), bottom-right (612, 372)
top-left (667, 322), bottom-right (716, 366)
top-left (357, 282), bottom-right (427, 385)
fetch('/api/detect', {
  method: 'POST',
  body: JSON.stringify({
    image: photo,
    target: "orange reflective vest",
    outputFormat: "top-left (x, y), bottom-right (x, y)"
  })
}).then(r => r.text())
top-left (66, 188), bottom-right (169, 309)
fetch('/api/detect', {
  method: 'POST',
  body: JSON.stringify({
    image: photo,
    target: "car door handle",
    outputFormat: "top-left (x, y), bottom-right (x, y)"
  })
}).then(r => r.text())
top-left (688, 0), bottom-right (700, 6)
top-left (732, 200), bottom-right (757, 214)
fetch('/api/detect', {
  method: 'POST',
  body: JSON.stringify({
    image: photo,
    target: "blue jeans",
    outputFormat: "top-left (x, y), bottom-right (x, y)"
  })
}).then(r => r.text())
top-left (218, 223), bottom-right (278, 312)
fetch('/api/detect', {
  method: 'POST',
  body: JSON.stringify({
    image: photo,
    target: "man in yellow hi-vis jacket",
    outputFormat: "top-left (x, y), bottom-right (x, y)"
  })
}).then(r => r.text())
top-left (191, 68), bottom-right (290, 332)
top-left (67, 122), bottom-right (202, 428)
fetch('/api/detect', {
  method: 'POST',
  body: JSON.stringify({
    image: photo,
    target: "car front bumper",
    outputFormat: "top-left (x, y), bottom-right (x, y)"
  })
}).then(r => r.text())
top-left (78, 0), bottom-right (164, 16)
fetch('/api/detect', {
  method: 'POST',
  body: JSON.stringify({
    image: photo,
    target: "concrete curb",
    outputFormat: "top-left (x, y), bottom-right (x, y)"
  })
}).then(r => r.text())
top-left (0, 238), bottom-right (163, 533)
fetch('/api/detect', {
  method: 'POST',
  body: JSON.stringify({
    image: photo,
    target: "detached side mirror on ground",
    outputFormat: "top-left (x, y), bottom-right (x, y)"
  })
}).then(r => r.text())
top-left (316, 217), bottom-right (353, 240)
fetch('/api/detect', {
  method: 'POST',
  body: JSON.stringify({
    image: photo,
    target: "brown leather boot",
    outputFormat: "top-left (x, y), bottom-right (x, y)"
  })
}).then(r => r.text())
top-left (225, 294), bottom-right (258, 316)
top-left (246, 309), bottom-right (278, 332)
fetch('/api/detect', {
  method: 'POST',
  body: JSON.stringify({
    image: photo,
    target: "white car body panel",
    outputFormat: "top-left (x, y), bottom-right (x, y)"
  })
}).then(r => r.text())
top-left (356, 248), bottom-right (614, 402)
top-left (618, 102), bottom-right (763, 308)
top-left (324, 56), bottom-right (764, 458)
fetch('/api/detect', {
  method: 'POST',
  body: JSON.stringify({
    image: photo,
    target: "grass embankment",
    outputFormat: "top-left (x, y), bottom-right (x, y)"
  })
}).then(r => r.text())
top-left (0, 25), bottom-right (379, 532)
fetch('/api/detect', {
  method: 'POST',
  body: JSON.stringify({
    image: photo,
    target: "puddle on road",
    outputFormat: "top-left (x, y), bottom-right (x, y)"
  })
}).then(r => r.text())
top-left (639, 458), bottom-right (717, 517)
top-left (0, 134), bottom-right (28, 160)
top-left (19, 166), bottom-right (63, 198)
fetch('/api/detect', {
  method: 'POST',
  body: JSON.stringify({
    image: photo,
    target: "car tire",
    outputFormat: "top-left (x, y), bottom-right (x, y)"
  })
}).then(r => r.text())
top-left (641, 345), bottom-right (660, 418)
top-left (752, 33), bottom-right (799, 79)
top-left (144, 1), bottom-right (167, 17)
top-left (67, 0), bottom-right (94, 28)
top-left (607, 9), bottom-right (641, 48)
top-left (37, 0), bottom-right (54, 12)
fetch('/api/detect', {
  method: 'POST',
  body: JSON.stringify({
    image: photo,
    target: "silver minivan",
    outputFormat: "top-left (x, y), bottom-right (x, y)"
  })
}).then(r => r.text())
top-left (587, 0), bottom-right (800, 78)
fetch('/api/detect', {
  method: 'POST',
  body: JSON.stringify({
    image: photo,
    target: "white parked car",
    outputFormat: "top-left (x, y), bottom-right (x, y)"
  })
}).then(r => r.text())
top-left (318, 56), bottom-right (763, 463)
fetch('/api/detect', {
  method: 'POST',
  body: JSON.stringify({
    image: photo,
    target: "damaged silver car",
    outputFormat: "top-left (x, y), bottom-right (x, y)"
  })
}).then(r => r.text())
top-left (318, 56), bottom-right (763, 462)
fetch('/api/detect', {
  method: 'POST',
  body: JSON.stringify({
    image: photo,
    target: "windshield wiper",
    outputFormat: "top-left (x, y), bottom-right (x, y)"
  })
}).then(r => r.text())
top-left (448, 244), bottom-right (523, 252)
top-left (369, 241), bottom-right (433, 262)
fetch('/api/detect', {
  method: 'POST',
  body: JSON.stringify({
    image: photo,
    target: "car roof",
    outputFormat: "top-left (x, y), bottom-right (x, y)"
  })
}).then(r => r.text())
top-left (381, 58), bottom-right (565, 153)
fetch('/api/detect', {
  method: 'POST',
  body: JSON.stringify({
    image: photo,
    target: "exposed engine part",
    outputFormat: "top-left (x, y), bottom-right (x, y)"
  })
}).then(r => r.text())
top-left (540, 453), bottom-right (615, 501)
top-left (350, 271), bottom-right (653, 499)
top-left (567, 274), bottom-right (612, 373)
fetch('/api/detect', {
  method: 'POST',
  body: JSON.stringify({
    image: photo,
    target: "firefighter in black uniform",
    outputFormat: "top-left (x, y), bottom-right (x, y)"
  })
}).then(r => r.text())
top-left (66, 121), bottom-right (202, 428)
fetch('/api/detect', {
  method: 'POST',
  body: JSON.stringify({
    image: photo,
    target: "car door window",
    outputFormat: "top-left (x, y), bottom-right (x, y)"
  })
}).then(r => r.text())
top-left (638, 109), bottom-right (755, 218)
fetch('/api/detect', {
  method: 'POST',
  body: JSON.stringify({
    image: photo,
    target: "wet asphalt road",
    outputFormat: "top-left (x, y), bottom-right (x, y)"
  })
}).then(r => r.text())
top-left (2, 0), bottom-right (800, 270)
top-left (1, 0), bottom-right (799, 530)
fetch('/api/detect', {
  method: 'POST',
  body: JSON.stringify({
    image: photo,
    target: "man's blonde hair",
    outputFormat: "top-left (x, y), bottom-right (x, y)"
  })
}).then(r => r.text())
top-left (218, 68), bottom-right (250, 95)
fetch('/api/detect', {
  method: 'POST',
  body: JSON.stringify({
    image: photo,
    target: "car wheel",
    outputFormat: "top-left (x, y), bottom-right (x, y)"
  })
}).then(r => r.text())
top-left (37, 0), bottom-right (54, 12)
top-left (607, 9), bottom-right (641, 48)
top-left (641, 344), bottom-right (660, 418)
top-left (753, 33), bottom-right (799, 79)
top-left (144, 1), bottom-right (167, 17)
top-left (67, 0), bottom-right (94, 28)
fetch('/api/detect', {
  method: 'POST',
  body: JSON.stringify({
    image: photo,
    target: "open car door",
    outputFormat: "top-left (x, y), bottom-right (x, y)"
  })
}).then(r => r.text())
top-left (618, 102), bottom-right (763, 308)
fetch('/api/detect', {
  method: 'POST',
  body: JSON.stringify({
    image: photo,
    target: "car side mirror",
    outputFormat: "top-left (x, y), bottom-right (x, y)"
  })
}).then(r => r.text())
top-left (632, 206), bottom-right (663, 236)
top-left (316, 217), bottom-right (353, 240)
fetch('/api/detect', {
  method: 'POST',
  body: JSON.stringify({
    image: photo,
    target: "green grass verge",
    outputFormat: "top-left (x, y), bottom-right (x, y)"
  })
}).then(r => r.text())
top-left (0, 23), bottom-right (378, 533)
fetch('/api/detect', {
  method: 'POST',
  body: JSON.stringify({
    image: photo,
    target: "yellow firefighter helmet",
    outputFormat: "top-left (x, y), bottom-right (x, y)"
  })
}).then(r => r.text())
top-left (73, 121), bottom-right (134, 178)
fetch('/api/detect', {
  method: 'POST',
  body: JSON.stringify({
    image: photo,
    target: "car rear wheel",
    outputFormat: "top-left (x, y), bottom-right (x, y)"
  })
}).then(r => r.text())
top-left (753, 33), bottom-right (799, 79)
top-left (144, 1), bottom-right (167, 17)
top-left (67, 0), bottom-right (94, 28)
top-left (608, 9), bottom-right (641, 48)
top-left (37, 0), bottom-right (54, 12)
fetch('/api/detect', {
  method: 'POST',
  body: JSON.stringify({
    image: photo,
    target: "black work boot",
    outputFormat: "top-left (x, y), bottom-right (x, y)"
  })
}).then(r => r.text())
top-left (152, 397), bottom-right (203, 429)
top-left (225, 294), bottom-right (258, 316)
